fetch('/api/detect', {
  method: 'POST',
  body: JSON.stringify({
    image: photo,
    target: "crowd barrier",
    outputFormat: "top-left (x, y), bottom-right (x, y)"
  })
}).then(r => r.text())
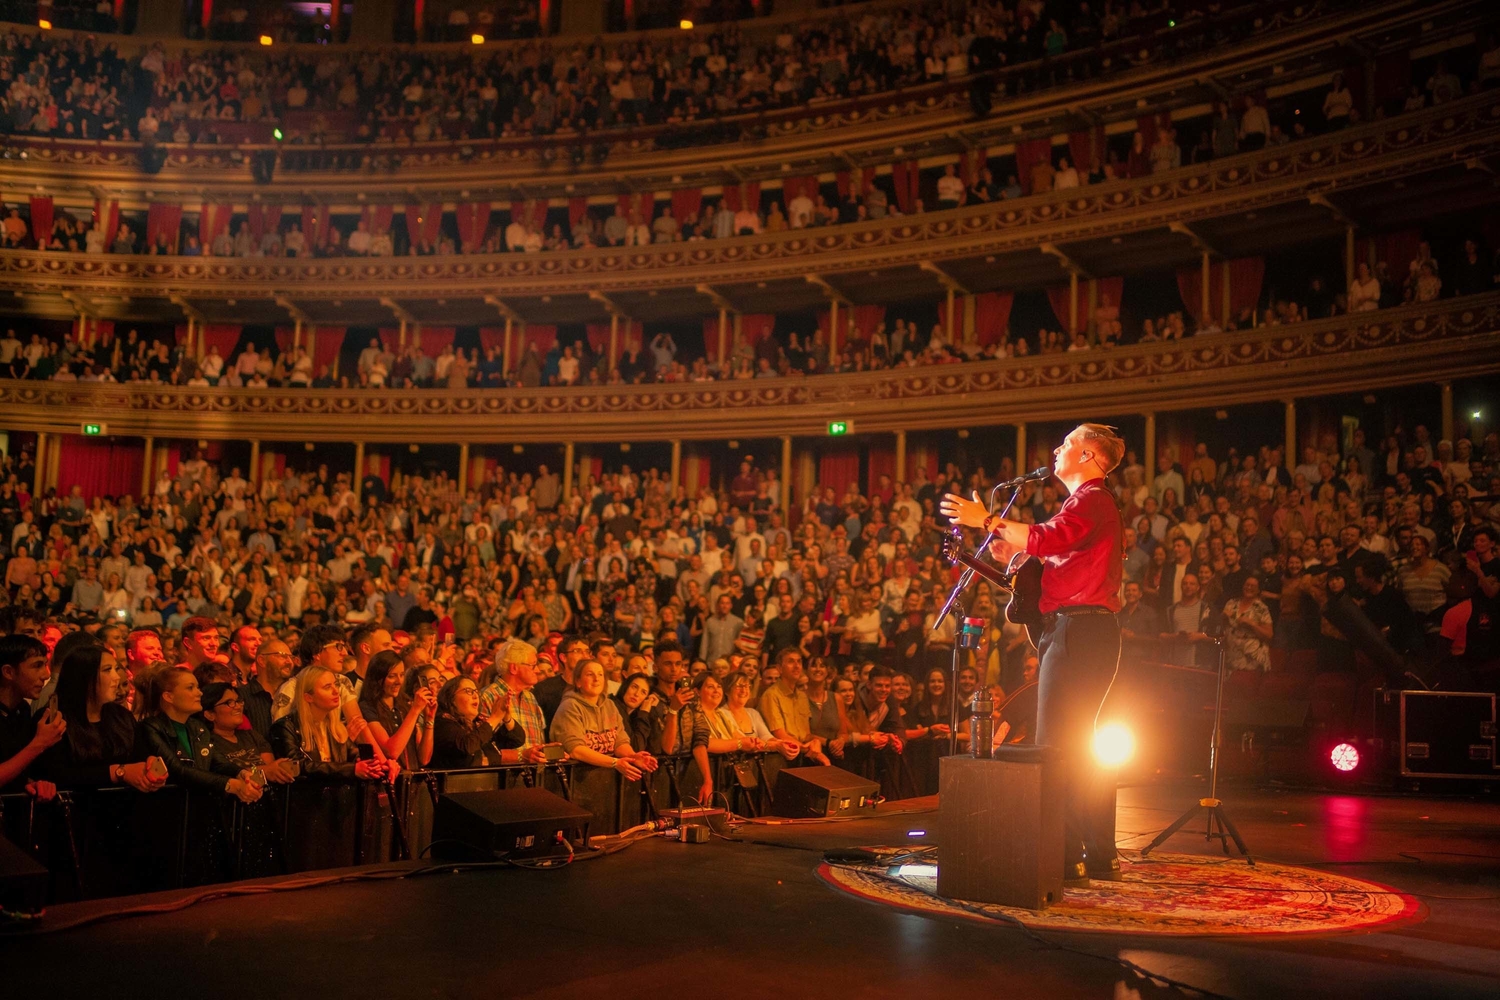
top-left (0, 749), bottom-right (848, 903)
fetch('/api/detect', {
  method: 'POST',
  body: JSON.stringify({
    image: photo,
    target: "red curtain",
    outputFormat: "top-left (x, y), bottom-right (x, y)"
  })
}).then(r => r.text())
top-left (248, 203), bottom-right (281, 242)
top-left (29, 196), bottom-right (53, 245)
top-left (1068, 129), bottom-right (1099, 172)
top-left (1015, 140), bottom-right (1053, 195)
top-left (1136, 114), bottom-right (1161, 149)
top-left (1045, 277), bottom-right (1123, 335)
top-left (479, 327), bottom-right (507, 353)
top-left (784, 176), bottom-right (819, 204)
top-left (202, 324), bottom-right (242, 360)
top-left (419, 326), bottom-right (456, 357)
top-left (671, 187), bottom-right (703, 222)
top-left (1356, 229), bottom-right (1422, 284)
top-left (57, 437), bottom-right (144, 501)
top-left (741, 314), bottom-right (776, 346)
top-left (274, 326), bottom-right (295, 354)
top-left (510, 200), bottom-right (547, 231)
top-left (146, 204), bottom-right (183, 251)
top-left (522, 325), bottom-right (557, 354)
top-left (455, 202), bottom-right (491, 249)
top-left (200, 203), bottom-right (226, 248)
top-left (568, 197), bottom-right (589, 227)
top-left (378, 328), bottom-right (401, 355)
top-left (836, 168), bottom-right (873, 198)
top-left (719, 182), bottom-right (760, 215)
top-left (818, 448), bottom-right (860, 500)
top-left (588, 323), bottom-right (612, 353)
top-left (614, 193), bottom-right (652, 222)
top-left (95, 199), bottom-right (119, 243)
top-left (312, 326), bottom-right (344, 373)
top-left (973, 291), bottom-right (1015, 345)
top-left (867, 447), bottom-right (895, 499)
top-left (1175, 258), bottom-right (1264, 325)
top-left (300, 204), bottom-right (331, 250)
top-left (404, 202), bottom-right (442, 246)
top-left (890, 160), bottom-right (921, 213)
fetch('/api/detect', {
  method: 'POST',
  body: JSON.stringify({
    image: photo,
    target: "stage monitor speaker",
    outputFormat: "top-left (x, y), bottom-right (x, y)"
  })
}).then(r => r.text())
top-left (432, 787), bottom-right (594, 859)
top-left (0, 833), bottom-right (48, 913)
top-left (938, 748), bottom-right (1063, 910)
top-left (1400, 690), bottom-right (1496, 779)
top-left (772, 766), bottom-right (879, 818)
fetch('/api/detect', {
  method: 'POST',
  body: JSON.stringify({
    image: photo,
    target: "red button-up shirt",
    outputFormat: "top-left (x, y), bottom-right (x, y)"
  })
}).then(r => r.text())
top-left (1024, 478), bottom-right (1123, 614)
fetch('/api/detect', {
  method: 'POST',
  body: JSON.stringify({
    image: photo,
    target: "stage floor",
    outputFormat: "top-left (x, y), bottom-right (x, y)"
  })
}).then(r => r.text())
top-left (7, 782), bottom-right (1500, 999)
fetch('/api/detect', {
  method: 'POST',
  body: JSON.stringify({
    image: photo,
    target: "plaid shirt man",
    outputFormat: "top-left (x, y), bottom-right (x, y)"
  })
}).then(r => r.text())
top-left (478, 677), bottom-right (547, 748)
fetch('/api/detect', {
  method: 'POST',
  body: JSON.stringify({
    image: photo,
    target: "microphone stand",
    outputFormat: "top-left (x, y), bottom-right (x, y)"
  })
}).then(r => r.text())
top-left (933, 479), bottom-right (1027, 757)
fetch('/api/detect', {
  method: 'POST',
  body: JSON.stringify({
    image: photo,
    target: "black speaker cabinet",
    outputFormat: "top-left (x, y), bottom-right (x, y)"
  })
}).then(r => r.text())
top-left (1400, 690), bottom-right (1497, 779)
top-left (938, 748), bottom-right (1063, 910)
top-left (432, 787), bottom-right (594, 859)
top-left (0, 834), bottom-right (47, 913)
top-left (771, 766), bottom-right (879, 818)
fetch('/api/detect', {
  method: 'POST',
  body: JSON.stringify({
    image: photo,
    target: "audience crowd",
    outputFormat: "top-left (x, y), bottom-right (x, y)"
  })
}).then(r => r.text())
top-left (2, 413), bottom-right (1497, 863)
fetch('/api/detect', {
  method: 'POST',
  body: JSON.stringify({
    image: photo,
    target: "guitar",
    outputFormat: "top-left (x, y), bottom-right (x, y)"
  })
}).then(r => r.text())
top-left (939, 529), bottom-right (1046, 644)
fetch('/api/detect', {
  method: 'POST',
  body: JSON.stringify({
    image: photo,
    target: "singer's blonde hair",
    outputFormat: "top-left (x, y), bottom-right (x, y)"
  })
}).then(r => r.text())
top-left (1073, 423), bottom-right (1126, 474)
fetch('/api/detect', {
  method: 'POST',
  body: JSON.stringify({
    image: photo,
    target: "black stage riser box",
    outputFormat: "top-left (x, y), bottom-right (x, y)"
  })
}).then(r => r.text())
top-left (938, 749), bottom-right (1063, 910)
top-left (772, 766), bottom-right (879, 818)
top-left (0, 833), bottom-right (48, 913)
top-left (432, 787), bottom-right (594, 859)
top-left (1399, 691), bottom-right (1497, 779)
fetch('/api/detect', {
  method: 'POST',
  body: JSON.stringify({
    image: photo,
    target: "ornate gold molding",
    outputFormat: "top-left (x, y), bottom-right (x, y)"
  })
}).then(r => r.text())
top-left (3, 295), bottom-right (1495, 444)
top-left (2, 93), bottom-right (1495, 302)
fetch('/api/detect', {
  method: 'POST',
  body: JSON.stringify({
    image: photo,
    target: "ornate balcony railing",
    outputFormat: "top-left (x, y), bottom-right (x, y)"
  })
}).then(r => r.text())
top-left (3, 92), bottom-right (1495, 303)
top-left (3, 294), bottom-right (1496, 444)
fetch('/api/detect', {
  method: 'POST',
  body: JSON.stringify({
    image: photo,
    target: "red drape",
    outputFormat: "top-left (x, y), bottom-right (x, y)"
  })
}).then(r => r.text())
top-left (1355, 229), bottom-right (1423, 284)
top-left (522, 325), bottom-right (557, 354)
top-left (588, 323), bottom-right (612, 353)
top-left (1044, 277), bottom-right (1124, 336)
top-left (1136, 114), bottom-right (1161, 149)
top-left (568, 197), bottom-right (589, 227)
top-left (404, 202), bottom-right (442, 247)
top-left (818, 448), bottom-right (860, 500)
top-left (719, 183), bottom-right (760, 215)
top-left (419, 326), bottom-right (456, 357)
top-left (1175, 258), bottom-right (1265, 325)
top-left (740, 314), bottom-right (776, 346)
top-left (867, 447), bottom-right (895, 499)
top-left (200, 203), bottom-right (223, 248)
top-left (836, 168), bottom-right (873, 198)
top-left (614, 193), bottom-right (652, 222)
top-left (95, 199), bottom-right (119, 243)
top-left (784, 176), bottom-right (819, 204)
top-left (479, 327), bottom-right (506, 353)
top-left (146, 204), bottom-right (183, 251)
top-left (312, 326), bottom-right (344, 373)
top-left (201, 324), bottom-right (242, 361)
top-left (248, 203), bottom-right (281, 242)
top-left (1014, 140), bottom-right (1053, 195)
top-left (455, 202), bottom-right (491, 248)
top-left (671, 187), bottom-right (703, 222)
top-left (1068, 129), bottom-right (1100, 172)
top-left (57, 437), bottom-right (144, 501)
top-left (274, 326), bottom-right (295, 355)
top-left (300, 204), bottom-right (331, 250)
top-left (890, 160), bottom-right (921, 213)
top-left (28, 196), bottom-right (53, 245)
top-left (377, 328), bottom-right (401, 356)
top-left (973, 291), bottom-right (1015, 345)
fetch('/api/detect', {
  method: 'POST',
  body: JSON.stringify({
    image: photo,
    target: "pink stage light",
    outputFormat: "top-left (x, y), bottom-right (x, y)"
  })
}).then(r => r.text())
top-left (1329, 743), bottom-right (1360, 772)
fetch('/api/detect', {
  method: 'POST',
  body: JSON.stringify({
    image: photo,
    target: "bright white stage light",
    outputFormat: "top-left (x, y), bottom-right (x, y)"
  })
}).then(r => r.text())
top-left (1092, 723), bottom-right (1136, 768)
top-left (1330, 742), bottom-right (1360, 772)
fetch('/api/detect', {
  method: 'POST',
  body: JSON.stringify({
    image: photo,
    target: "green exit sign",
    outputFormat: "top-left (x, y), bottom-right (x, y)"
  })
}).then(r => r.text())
top-left (828, 420), bottom-right (850, 436)
top-left (81, 422), bottom-right (106, 436)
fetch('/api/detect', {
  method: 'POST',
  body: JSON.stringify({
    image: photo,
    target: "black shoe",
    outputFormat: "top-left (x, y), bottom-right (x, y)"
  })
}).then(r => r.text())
top-left (1062, 861), bottom-right (1090, 888)
top-left (1085, 857), bottom-right (1123, 881)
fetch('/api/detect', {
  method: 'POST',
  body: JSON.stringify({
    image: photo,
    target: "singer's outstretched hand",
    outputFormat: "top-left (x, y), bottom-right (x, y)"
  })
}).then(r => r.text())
top-left (940, 491), bottom-right (989, 529)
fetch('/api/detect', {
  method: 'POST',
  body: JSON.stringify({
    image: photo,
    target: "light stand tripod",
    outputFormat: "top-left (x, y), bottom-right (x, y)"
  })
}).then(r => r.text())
top-left (1140, 636), bottom-right (1254, 863)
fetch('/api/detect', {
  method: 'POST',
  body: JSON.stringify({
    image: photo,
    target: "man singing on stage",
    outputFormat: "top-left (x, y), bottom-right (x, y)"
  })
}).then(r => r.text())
top-left (941, 423), bottom-right (1125, 887)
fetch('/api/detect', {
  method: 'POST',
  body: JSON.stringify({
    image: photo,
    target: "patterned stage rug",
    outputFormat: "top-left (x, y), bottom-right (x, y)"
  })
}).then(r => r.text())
top-left (818, 849), bottom-right (1423, 937)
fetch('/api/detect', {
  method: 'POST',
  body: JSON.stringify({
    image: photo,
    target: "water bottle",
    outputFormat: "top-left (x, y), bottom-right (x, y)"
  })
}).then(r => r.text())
top-left (969, 691), bottom-right (994, 759)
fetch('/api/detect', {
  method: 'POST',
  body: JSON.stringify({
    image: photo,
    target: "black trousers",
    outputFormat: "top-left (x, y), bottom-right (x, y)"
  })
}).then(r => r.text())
top-left (1034, 612), bottom-right (1121, 869)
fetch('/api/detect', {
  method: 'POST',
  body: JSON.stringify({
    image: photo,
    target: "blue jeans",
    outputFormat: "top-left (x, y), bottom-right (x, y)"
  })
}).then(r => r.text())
top-left (1035, 612), bottom-right (1122, 869)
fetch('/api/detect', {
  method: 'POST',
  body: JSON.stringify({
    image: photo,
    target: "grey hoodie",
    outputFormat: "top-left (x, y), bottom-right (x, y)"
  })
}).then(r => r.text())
top-left (549, 689), bottom-right (630, 756)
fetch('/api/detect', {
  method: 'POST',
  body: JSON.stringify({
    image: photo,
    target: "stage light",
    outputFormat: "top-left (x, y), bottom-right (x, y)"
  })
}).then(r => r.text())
top-left (1330, 743), bottom-right (1360, 772)
top-left (471, 33), bottom-right (484, 44)
top-left (38, 19), bottom-right (52, 30)
top-left (906, 830), bottom-right (926, 837)
top-left (1092, 723), bottom-right (1135, 768)
top-left (680, 19), bottom-right (694, 30)
top-left (259, 35), bottom-right (274, 46)
top-left (1472, 410), bottom-right (1483, 420)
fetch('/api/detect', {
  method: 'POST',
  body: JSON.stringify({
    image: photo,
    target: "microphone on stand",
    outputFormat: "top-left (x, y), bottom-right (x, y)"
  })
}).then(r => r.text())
top-left (992, 466), bottom-right (1051, 491)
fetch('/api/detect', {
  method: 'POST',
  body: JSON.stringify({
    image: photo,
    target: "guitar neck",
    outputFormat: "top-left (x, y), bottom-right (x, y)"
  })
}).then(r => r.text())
top-left (948, 547), bottom-right (1011, 592)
